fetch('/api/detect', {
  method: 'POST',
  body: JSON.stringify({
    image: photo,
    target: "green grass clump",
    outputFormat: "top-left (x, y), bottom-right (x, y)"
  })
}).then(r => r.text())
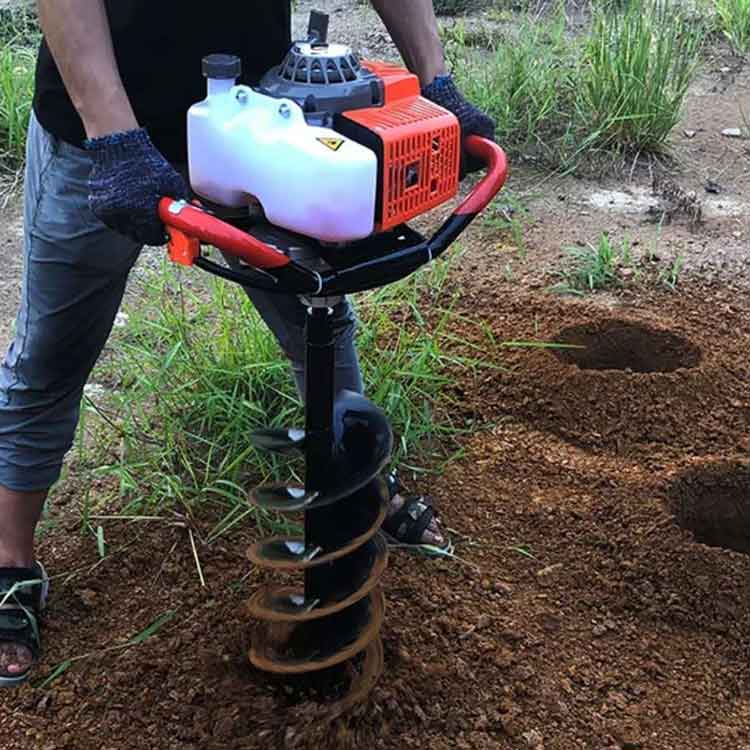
top-left (81, 255), bottom-right (485, 524)
top-left (0, 43), bottom-right (35, 168)
top-left (451, 0), bottom-right (704, 168)
top-left (578, 0), bottom-right (704, 153)
top-left (434, 0), bottom-right (490, 15)
top-left (0, 5), bottom-right (39, 47)
top-left (551, 234), bottom-right (634, 294)
top-left (712, 0), bottom-right (750, 53)
top-left (449, 15), bottom-right (576, 161)
top-left (0, 6), bottom-right (38, 170)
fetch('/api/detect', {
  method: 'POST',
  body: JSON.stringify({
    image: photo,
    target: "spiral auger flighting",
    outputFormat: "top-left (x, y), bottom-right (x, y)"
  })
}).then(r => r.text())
top-left (246, 300), bottom-right (393, 704)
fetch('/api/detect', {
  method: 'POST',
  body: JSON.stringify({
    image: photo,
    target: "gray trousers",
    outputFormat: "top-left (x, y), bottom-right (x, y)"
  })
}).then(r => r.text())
top-left (0, 113), bottom-right (362, 492)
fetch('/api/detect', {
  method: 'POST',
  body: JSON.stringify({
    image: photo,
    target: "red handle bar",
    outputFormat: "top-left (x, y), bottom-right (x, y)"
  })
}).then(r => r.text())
top-left (159, 136), bottom-right (508, 271)
top-left (458, 136), bottom-right (509, 217)
top-left (158, 199), bottom-right (291, 270)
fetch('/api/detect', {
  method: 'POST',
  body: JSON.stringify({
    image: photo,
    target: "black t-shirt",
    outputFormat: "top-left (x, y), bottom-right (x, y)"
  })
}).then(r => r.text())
top-left (33, 2), bottom-right (292, 162)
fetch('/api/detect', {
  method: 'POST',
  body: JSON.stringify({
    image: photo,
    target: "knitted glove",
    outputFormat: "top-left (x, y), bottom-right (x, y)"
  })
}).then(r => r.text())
top-left (85, 129), bottom-right (188, 246)
top-left (422, 74), bottom-right (496, 176)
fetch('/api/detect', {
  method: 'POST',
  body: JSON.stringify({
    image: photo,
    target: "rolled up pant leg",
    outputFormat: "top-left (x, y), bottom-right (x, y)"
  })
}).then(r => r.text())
top-left (0, 113), bottom-right (141, 492)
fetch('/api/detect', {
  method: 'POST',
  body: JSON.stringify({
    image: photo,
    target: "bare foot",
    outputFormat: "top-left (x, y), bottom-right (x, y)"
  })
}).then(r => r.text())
top-left (387, 493), bottom-right (445, 546)
top-left (0, 642), bottom-right (33, 678)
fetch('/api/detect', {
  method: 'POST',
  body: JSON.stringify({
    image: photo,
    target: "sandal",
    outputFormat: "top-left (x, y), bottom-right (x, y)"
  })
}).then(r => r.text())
top-left (381, 472), bottom-right (451, 553)
top-left (0, 562), bottom-right (49, 688)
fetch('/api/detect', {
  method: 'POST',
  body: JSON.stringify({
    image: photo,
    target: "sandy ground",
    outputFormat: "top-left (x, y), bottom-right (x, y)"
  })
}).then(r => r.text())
top-left (1, 5), bottom-right (750, 748)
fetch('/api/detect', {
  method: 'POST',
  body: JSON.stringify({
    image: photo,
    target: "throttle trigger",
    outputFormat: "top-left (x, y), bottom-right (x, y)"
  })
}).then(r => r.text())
top-left (166, 226), bottom-right (200, 267)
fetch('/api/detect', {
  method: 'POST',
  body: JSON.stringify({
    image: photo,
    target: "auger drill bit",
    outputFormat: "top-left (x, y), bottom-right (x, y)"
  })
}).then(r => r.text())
top-left (247, 301), bottom-right (393, 694)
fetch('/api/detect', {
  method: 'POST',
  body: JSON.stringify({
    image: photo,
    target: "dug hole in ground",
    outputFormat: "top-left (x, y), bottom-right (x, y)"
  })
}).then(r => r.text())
top-left (2, 0), bottom-right (750, 748)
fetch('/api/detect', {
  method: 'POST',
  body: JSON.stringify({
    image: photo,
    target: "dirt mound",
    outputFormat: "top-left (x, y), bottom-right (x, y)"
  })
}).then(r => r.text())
top-left (465, 293), bottom-right (750, 460)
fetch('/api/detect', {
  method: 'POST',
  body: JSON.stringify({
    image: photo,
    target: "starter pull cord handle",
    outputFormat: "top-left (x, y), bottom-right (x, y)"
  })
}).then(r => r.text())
top-left (158, 199), bottom-right (291, 270)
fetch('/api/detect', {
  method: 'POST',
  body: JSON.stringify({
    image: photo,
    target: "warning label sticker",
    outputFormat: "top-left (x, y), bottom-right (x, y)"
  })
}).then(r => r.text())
top-left (317, 137), bottom-right (345, 152)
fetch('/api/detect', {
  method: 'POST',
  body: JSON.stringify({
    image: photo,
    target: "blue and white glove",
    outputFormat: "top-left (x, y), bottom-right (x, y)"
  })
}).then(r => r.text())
top-left (85, 129), bottom-right (188, 246)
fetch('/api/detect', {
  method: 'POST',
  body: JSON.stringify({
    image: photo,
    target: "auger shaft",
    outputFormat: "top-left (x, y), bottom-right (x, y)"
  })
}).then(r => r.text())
top-left (303, 302), bottom-right (337, 604)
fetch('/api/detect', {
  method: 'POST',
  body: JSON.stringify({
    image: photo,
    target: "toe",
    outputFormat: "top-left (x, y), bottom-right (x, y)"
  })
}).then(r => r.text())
top-left (388, 494), bottom-right (405, 515)
top-left (0, 643), bottom-right (33, 676)
top-left (421, 528), bottom-right (445, 546)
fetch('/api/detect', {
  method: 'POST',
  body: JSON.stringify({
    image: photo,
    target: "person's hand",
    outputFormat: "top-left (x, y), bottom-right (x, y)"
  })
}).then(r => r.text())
top-left (422, 74), bottom-right (496, 176)
top-left (85, 129), bottom-right (188, 246)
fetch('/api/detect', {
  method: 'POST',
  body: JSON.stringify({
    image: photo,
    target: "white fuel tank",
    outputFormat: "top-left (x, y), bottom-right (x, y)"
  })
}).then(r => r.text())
top-left (188, 76), bottom-right (378, 243)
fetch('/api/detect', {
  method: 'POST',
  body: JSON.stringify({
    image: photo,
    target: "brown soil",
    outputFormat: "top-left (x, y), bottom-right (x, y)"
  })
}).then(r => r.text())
top-left (3, 280), bottom-right (750, 750)
top-left (3, 3), bottom-right (750, 750)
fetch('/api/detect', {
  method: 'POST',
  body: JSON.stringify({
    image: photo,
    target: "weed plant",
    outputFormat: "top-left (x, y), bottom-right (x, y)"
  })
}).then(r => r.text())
top-left (579, 0), bottom-right (704, 153)
top-left (0, 5), bottom-right (39, 47)
top-left (712, 0), bottom-right (750, 52)
top-left (551, 234), bottom-right (634, 293)
top-left (82, 254), bottom-right (490, 525)
top-left (0, 7), bottom-right (38, 170)
top-left (448, 15), bottom-right (577, 162)
top-left (0, 43), bottom-right (34, 168)
top-left (450, 0), bottom-right (704, 168)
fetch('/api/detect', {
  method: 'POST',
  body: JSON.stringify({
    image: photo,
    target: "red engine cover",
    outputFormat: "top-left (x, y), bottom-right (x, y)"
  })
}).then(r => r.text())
top-left (341, 61), bottom-right (461, 232)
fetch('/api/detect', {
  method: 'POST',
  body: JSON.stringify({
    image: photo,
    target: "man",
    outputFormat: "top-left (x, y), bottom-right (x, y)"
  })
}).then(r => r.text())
top-left (0, 0), bottom-right (495, 686)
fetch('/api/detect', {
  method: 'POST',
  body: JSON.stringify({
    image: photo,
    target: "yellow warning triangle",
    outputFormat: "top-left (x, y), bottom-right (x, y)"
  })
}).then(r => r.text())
top-left (317, 137), bottom-right (345, 152)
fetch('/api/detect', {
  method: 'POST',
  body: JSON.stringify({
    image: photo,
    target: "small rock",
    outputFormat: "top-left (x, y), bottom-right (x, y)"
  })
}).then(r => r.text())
top-left (540, 613), bottom-right (561, 633)
top-left (499, 628), bottom-right (524, 643)
top-left (36, 694), bottom-right (53, 712)
top-left (494, 580), bottom-right (514, 595)
top-left (721, 128), bottom-right (743, 138)
top-left (494, 648), bottom-right (515, 669)
top-left (500, 713), bottom-right (523, 738)
top-left (522, 729), bottom-right (544, 748)
top-left (593, 623), bottom-right (608, 637)
top-left (613, 719), bottom-right (643, 749)
top-left (683, 129), bottom-right (696, 138)
top-left (476, 614), bottom-right (492, 631)
top-left (213, 716), bottom-right (234, 739)
top-left (536, 563), bottom-right (563, 582)
top-left (79, 589), bottom-right (98, 608)
top-left (609, 691), bottom-right (628, 710)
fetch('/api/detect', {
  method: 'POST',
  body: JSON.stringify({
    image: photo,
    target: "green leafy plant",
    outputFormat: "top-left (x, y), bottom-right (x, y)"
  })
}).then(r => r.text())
top-left (450, 14), bottom-right (575, 161)
top-left (434, 0), bottom-right (491, 15)
top-left (0, 43), bottom-right (35, 168)
top-left (451, 0), bottom-right (704, 167)
top-left (79, 253), bottom-right (491, 529)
